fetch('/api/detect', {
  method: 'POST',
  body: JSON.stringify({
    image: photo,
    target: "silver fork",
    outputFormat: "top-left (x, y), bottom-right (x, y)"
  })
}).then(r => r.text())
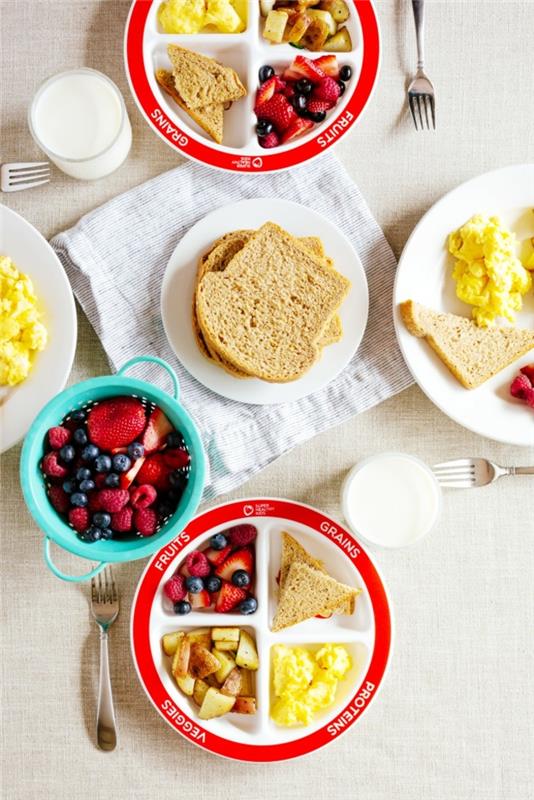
top-left (1, 161), bottom-right (50, 192)
top-left (407, 0), bottom-right (436, 130)
top-left (433, 458), bottom-right (534, 488)
top-left (91, 566), bottom-right (119, 751)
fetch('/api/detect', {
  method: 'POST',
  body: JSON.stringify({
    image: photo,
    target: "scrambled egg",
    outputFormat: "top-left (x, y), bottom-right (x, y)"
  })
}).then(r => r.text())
top-left (0, 255), bottom-right (47, 386)
top-left (158, 0), bottom-right (246, 34)
top-left (271, 644), bottom-right (351, 727)
top-left (449, 214), bottom-right (532, 327)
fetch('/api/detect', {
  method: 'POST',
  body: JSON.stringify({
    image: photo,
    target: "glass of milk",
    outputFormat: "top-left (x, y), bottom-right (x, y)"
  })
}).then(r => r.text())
top-left (29, 68), bottom-right (132, 180)
top-left (341, 452), bottom-right (442, 548)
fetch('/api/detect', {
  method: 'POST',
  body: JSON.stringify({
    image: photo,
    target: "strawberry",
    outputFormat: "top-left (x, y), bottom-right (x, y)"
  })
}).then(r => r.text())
top-left (141, 407), bottom-right (173, 454)
top-left (47, 426), bottom-right (71, 450)
top-left (520, 364), bottom-right (534, 384)
top-left (163, 448), bottom-right (190, 469)
top-left (282, 55), bottom-right (326, 84)
top-left (119, 456), bottom-right (146, 489)
top-left (306, 99), bottom-right (331, 114)
top-left (259, 131), bottom-right (280, 149)
top-left (226, 524), bottom-right (257, 548)
top-left (255, 94), bottom-right (296, 133)
top-left (314, 55), bottom-right (339, 79)
top-left (215, 548), bottom-right (254, 581)
top-left (189, 589), bottom-right (211, 610)
top-left (254, 76), bottom-right (286, 111)
top-left (281, 117), bottom-right (314, 144)
top-left (87, 397), bottom-right (146, 450)
top-left (215, 581), bottom-right (247, 613)
top-left (136, 453), bottom-right (171, 491)
top-left (311, 77), bottom-right (341, 107)
top-left (205, 545), bottom-right (232, 567)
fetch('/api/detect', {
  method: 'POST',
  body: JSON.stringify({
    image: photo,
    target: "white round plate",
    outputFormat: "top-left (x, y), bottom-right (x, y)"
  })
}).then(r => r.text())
top-left (161, 198), bottom-right (369, 405)
top-left (130, 497), bottom-right (392, 762)
top-left (393, 164), bottom-right (534, 447)
top-left (0, 205), bottom-right (77, 453)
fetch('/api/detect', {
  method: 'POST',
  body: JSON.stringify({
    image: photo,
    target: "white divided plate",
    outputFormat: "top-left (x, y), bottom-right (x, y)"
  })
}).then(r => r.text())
top-left (124, 0), bottom-right (379, 173)
top-left (130, 498), bottom-right (392, 762)
top-left (160, 197), bottom-right (369, 404)
top-left (0, 205), bottom-right (77, 453)
top-left (394, 165), bottom-right (534, 447)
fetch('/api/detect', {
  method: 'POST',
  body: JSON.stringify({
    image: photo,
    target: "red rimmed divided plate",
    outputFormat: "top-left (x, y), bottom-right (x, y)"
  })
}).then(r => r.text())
top-left (131, 498), bottom-right (392, 762)
top-left (124, 1), bottom-right (380, 173)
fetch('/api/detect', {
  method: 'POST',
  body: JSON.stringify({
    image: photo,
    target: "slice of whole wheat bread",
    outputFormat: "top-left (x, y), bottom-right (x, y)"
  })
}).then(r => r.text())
top-left (196, 222), bottom-right (351, 383)
top-left (400, 300), bottom-right (534, 389)
top-left (155, 69), bottom-right (224, 144)
top-left (272, 562), bottom-right (359, 631)
top-left (168, 45), bottom-right (246, 110)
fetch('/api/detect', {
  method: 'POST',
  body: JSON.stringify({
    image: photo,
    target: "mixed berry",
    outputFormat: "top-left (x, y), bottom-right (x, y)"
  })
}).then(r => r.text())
top-left (40, 396), bottom-right (190, 543)
top-left (510, 364), bottom-right (534, 409)
top-left (254, 54), bottom-right (352, 148)
top-left (163, 524), bottom-right (258, 616)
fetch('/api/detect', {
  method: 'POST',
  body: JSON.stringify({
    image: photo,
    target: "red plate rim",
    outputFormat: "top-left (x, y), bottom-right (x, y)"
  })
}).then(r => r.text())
top-left (124, 0), bottom-right (380, 173)
top-left (130, 497), bottom-right (393, 762)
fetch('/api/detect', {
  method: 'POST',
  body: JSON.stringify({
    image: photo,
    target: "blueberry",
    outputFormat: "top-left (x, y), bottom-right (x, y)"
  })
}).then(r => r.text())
top-left (104, 472), bottom-right (120, 488)
top-left (94, 454), bottom-right (112, 473)
top-left (185, 576), bottom-right (204, 594)
top-left (81, 444), bottom-right (99, 462)
top-left (112, 454), bottom-right (131, 473)
top-left (259, 64), bottom-right (275, 84)
top-left (73, 428), bottom-right (88, 445)
top-left (174, 600), bottom-right (192, 615)
top-left (86, 526), bottom-right (102, 542)
top-left (232, 569), bottom-right (251, 588)
top-left (337, 80), bottom-right (346, 96)
top-left (210, 533), bottom-right (228, 550)
top-left (307, 110), bottom-right (326, 123)
top-left (169, 470), bottom-right (187, 490)
top-left (293, 94), bottom-right (308, 113)
top-left (77, 530), bottom-right (93, 542)
top-left (100, 528), bottom-right (114, 540)
top-left (238, 597), bottom-right (258, 615)
top-left (339, 65), bottom-right (352, 82)
top-left (158, 500), bottom-right (174, 519)
top-left (93, 512), bottom-right (111, 529)
top-left (62, 479), bottom-right (77, 494)
top-left (70, 492), bottom-right (88, 508)
top-left (295, 78), bottom-right (312, 95)
top-left (76, 467), bottom-right (91, 481)
top-left (167, 488), bottom-right (184, 507)
top-left (71, 409), bottom-right (86, 421)
top-left (127, 441), bottom-right (144, 459)
top-left (79, 479), bottom-right (95, 492)
top-left (256, 118), bottom-right (273, 137)
top-left (59, 444), bottom-right (75, 462)
top-left (206, 575), bottom-right (222, 593)
top-left (166, 431), bottom-right (183, 448)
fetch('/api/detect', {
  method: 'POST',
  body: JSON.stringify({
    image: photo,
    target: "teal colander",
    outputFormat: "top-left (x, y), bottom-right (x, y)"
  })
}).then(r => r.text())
top-left (20, 356), bottom-right (206, 583)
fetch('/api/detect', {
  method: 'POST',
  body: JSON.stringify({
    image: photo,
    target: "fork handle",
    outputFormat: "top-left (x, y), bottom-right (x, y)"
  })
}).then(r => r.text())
top-left (411, 0), bottom-right (425, 71)
top-left (508, 466), bottom-right (534, 475)
top-left (97, 630), bottom-right (117, 751)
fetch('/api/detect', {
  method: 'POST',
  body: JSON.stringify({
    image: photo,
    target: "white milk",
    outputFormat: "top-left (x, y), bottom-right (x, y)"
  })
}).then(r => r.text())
top-left (29, 69), bottom-right (131, 180)
top-left (342, 453), bottom-right (442, 548)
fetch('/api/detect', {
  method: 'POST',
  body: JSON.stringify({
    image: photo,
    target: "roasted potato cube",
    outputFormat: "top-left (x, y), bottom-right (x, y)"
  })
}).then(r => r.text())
top-left (264, 9), bottom-right (289, 42)
top-left (284, 11), bottom-right (311, 43)
top-left (235, 631), bottom-right (259, 671)
top-left (299, 17), bottom-right (330, 50)
top-left (221, 667), bottom-right (242, 697)
top-left (319, 0), bottom-right (349, 23)
top-left (213, 649), bottom-right (237, 684)
top-left (307, 8), bottom-right (336, 35)
top-left (175, 673), bottom-right (195, 696)
top-left (198, 687), bottom-right (236, 720)
top-left (239, 669), bottom-right (255, 696)
top-left (232, 696), bottom-right (257, 715)
top-left (186, 628), bottom-right (212, 649)
top-left (214, 640), bottom-right (238, 651)
top-left (193, 679), bottom-right (210, 706)
top-left (189, 643), bottom-right (220, 680)
top-left (171, 636), bottom-right (190, 680)
top-left (211, 627), bottom-right (240, 642)
top-left (324, 25), bottom-right (352, 51)
top-left (260, 0), bottom-right (276, 15)
top-left (162, 630), bottom-right (184, 656)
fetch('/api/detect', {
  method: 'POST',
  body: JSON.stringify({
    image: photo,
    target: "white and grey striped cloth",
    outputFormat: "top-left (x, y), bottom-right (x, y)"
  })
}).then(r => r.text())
top-left (51, 153), bottom-right (413, 499)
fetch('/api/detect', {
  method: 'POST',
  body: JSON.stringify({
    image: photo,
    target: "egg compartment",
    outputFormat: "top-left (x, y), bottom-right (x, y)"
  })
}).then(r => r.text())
top-left (146, 513), bottom-right (377, 747)
top-left (142, 0), bottom-right (364, 155)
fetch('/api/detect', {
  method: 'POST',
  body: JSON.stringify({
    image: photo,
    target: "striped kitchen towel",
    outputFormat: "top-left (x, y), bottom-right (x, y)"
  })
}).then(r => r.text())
top-left (51, 153), bottom-right (413, 499)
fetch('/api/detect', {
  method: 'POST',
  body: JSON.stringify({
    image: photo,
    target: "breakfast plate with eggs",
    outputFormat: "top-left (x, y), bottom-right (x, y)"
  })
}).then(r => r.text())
top-left (393, 164), bottom-right (534, 447)
top-left (124, 0), bottom-right (380, 172)
top-left (0, 205), bottom-right (77, 454)
top-left (130, 497), bottom-right (392, 762)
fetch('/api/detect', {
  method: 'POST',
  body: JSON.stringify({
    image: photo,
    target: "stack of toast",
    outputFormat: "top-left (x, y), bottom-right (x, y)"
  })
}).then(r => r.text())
top-left (272, 532), bottom-right (360, 631)
top-left (156, 45), bottom-right (246, 144)
top-left (194, 222), bottom-right (351, 383)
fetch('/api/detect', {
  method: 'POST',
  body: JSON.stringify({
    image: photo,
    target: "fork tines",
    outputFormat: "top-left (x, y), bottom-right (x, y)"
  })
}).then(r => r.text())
top-left (91, 565), bottom-right (118, 605)
top-left (408, 92), bottom-right (436, 131)
top-left (1, 161), bottom-right (50, 192)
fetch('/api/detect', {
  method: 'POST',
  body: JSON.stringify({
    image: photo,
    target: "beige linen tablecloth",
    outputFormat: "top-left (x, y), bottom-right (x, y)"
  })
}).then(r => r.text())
top-left (1, 2), bottom-right (533, 799)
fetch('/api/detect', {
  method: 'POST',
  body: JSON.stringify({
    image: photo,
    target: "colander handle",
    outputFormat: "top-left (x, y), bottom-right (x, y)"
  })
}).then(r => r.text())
top-left (43, 538), bottom-right (107, 583)
top-left (117, 356), bottom-right (179, 400)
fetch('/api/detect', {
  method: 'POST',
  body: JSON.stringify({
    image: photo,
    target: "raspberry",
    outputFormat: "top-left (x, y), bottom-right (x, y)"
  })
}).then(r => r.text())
top-left (520, 364), bottom-right (534, 384)
top-left (259, 131), bottom-right (280, 149)
top-left (111, 505), bottom-right (133, 533)
top-left (69, 507), bottom-right (90, 532)
top-left (134, 507), bottom-right (158, 537)
top-left (88, 492), bottom-right (102, 512)
top-left (163, 574), bottom-right (186, 603)
top-left (510, 374), bottom-right (532, 399)
top-left (226, 524), bottom-right (258, 548)
top-left (47, 426), bottom-right (72, 449)
top-left (130, 484), bottom-right (157, 509)
top-left (48, 486), bottom-right (69, 513)
top-left (98, 488), bottom-right (129, 513)
top-left (136, 453), bottom-right (171, 492)
top-left (94, 473), bottom-right (107, 489)
top-left (311, 76), bottom-right (341, 107)
top-left (306, 99), bottom-right (330, 114)
top-left (256, 94), bottom-right (296, 133)
top-left (163, 448), bottom-right (190, 470)
top-left (525, 388), bottom-right (534, 409)
top-left (42, 451), bottom-right (68, 479)
top-left (185, 550), bottom-right (211, 578)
